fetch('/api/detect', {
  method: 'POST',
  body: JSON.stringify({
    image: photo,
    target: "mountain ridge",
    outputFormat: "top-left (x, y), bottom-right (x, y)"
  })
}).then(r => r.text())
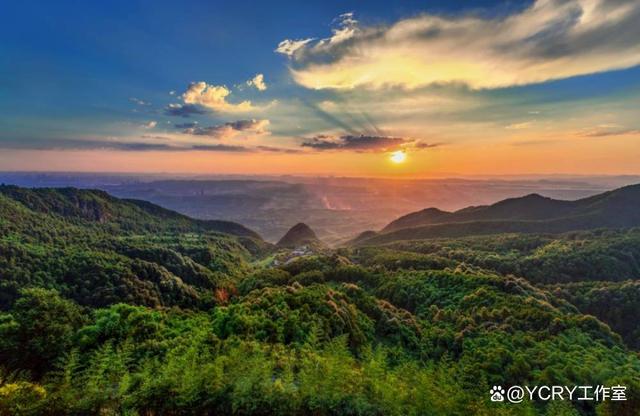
top-left (0, 185), bottom-right (262, 239)
top-left (355, 183), bottom-right (640, 245)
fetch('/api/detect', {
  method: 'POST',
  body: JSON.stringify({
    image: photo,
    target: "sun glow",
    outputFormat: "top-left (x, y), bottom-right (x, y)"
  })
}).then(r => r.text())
top-left (390, 150), bottom-right (407, 164)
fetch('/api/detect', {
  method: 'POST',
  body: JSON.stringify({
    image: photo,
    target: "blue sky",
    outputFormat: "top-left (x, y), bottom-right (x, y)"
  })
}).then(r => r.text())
top-left (1, 0), bottom-right (639, 175)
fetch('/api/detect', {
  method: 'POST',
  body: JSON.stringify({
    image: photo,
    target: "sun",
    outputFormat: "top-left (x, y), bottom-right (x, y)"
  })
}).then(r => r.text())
top-left (390, 150), bottom-right (407, 164)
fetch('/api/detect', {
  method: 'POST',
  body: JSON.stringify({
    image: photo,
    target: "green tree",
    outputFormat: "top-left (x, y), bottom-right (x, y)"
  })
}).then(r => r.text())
top-left (0, 289), bottom-right (85, 376)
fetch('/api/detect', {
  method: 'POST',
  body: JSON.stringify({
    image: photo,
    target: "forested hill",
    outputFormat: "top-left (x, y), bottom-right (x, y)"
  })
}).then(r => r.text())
top-left (0, 185), bottom-right (261, 239)
top-left (355, 183), bottom-right (640, 245)
top-left (0, 185), bottom-right (269, 310)
top-left (276, 222), bottom-right (324, 248)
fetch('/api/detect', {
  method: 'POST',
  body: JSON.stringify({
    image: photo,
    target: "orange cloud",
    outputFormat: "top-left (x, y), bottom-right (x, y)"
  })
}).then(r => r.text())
top-left (182, 81), bottom-right (254, 112)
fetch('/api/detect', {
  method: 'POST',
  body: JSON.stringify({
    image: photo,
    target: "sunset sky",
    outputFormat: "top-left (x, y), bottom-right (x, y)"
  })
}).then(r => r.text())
top-left (2, 0), bottom-right (640, 176)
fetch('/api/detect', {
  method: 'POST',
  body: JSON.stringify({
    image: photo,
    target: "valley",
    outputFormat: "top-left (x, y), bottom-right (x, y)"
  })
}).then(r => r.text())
top-left (3, 172), bottom-right (637, 245)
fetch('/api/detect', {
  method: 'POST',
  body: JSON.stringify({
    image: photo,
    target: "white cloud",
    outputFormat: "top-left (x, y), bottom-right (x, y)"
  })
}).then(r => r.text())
top-left (277, 1), bottom-right (640, 90)
top-left (323, 12), bottom-right (358, 45)
top-left (247, 73), bottom-right (267, 91)
top-left (276, 13), bottom-right (357, 58)
top-left (142, 121), bottom-right (157, 129)
top-left (130, 97), bottom-right (150, 106)
top-left (275, 38), bottom-right (315, 56)
top-left (181, 81), bottom-right (255, 112)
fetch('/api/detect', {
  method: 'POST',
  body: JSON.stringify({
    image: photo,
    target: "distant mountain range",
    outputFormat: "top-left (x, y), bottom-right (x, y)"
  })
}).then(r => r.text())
top-left (6, 171), bottom-right (638, 244)
top-left (352, 183), bottom-right (640, 245)
top-left (4, 183), bottom-right (640, 251)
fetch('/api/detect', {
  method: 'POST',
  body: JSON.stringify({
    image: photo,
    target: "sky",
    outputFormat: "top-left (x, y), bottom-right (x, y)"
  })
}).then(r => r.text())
top-left (1, 0), bottom-right (639, 177)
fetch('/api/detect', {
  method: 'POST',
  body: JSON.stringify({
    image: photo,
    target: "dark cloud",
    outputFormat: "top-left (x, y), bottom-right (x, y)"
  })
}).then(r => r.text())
top-left (174, 122), bottom-right (198, 129)
top-left (191, 144), bottom-right (250, 152)
top-left (192, 144), bottom-right (299, 153)
top-left (117, 143), bottom-right (177, 151)
top-left (521, 1), bottom-right (640, 60)
top-left (123, 143), bottom-right (295, 153)
top-left (182, 119), bottom-right (269, 138)
top-left (256, 145), bottom-right (304, 154)
top-left (184, 126), bottom-right (224, 136)
top-left (0, 138), bottom-right (282, 153)
top-left (226, 119), bottom-right (267, 130)
top-left (414, 142), bottom-right (443, 149)
top-left (301, 134), bottom-right (407, 152)
top-left (164, 104), bottom-right (206, 117)
top-left (0, 138), bottom-right (179, 152)
top-left (580, 128), bottom-right (640, 138)
top-left (1, 134), bottom-right (427, 154)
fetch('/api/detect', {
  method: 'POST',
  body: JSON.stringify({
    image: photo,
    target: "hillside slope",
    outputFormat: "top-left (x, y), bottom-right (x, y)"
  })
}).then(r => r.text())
top-left (0, 185), bottom-right (269, 309)
top-left (359, 184), bottom-right (640, 245)
top-left (276, 222), bottom-right (325, 248)
top-left (0, 185), bottom-right (261, 239)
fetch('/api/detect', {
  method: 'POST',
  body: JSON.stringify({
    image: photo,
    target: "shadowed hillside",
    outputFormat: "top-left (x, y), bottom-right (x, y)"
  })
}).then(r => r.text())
top-left (276, 222), bottom-right (325, 248)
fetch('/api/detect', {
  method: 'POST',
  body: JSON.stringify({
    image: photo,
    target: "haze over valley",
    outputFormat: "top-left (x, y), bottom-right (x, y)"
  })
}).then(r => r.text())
top-left (2, 172), bottom-right (638, 244)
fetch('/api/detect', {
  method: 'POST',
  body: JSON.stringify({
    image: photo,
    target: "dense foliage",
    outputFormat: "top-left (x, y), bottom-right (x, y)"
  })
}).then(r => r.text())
top-left (0, 187), bottom-right (639, 415)
top-left (357, 229), bottom-right (640, 284)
